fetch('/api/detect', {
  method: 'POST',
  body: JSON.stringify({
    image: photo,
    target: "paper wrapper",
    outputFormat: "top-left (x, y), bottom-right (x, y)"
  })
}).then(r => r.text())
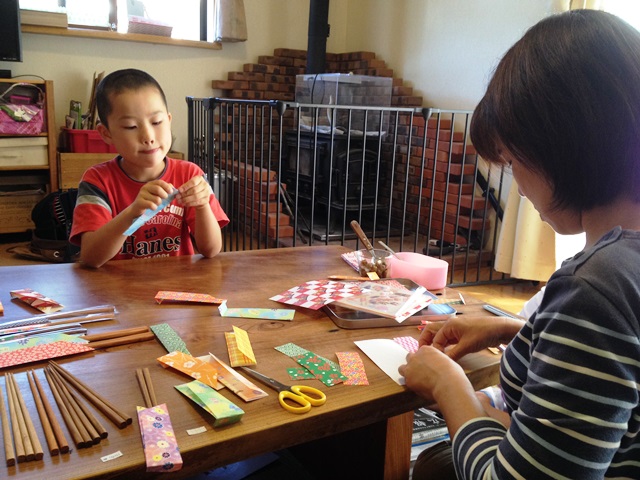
top-left (10, 289), bottom-right (63, 313)
top-left (136, 403), bottom-right (183, 472)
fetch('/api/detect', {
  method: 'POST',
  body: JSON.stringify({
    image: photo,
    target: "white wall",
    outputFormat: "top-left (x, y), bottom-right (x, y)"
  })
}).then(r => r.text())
top-left (0, 0), bottom-right (567, 154)
top-left (342, 0), bottom-right (568, 109)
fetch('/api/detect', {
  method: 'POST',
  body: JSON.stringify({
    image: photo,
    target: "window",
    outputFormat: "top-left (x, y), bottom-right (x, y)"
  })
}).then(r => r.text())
top-left (20, 0), bottom-right (215, 43)
top-left (602, 0), bottom-right (640, 31)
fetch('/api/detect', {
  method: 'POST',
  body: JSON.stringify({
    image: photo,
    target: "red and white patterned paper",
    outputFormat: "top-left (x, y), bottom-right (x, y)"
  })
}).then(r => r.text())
top-left (10, 289), bottom-right (63, 313)
top-left (0, 341), bottom-right (94, 368)
top-left (270, 280), bottom-right (365, 310)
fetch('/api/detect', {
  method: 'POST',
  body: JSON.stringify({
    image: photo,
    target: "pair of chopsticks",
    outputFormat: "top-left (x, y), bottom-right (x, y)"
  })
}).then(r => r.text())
top-left (82, 326), bottom-right (154, 349)
top-left (136, 368), bottom-right (158, 408)
top-left (1, 373), bottom-right (44, 465)
top-left (27, 370), bottom-right (69, 457)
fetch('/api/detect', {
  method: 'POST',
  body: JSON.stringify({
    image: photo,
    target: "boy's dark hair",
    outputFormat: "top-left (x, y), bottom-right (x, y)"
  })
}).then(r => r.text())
top-left (470, 10), bottom-right (640, 212)
top-left (96, 68), bottom-right (168, 128)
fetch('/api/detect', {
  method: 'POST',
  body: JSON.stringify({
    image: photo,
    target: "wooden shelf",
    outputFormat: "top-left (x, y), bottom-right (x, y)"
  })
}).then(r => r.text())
top-left (0, 79), bottom-right (57, 233)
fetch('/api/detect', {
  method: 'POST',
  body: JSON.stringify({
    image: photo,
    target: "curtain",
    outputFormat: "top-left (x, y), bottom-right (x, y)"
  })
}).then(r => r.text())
top-left (494, 182), bottom-right (585, 283)
top-left (215, 0), bottom-right (248, 42)
top-left (569, 0), bottom-right (604, 9)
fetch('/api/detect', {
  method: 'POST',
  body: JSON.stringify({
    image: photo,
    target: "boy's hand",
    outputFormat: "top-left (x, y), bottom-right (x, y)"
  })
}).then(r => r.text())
top-left (177, 175), bottom-right (212, 208)
top-left (131, 180), bottom-right (175, 217)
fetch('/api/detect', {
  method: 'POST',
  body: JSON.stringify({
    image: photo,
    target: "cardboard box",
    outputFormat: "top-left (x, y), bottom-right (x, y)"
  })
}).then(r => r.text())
top-left (0, 190), bottom-right (46, 233)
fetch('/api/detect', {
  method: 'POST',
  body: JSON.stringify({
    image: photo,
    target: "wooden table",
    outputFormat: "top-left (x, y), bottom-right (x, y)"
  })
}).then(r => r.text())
top-left (0, 246), bottom-right (501, 479)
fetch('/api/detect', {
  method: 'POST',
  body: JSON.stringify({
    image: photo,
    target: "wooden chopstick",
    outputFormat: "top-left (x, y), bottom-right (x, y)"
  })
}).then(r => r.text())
top-left (6, 374), bottom-right (27, 462)
top-left (47, 368), bottom-right (99, 446)
top-left (9, 373), bottom-right (43, 461)
top-left (48, 361), bottom-right (131, 428)
top-left (43, 368), bottom-right (87, 448)
top-left (143, 368), bottom-right (157, 406)
top-left (82, 326), bottom-right (150, 343)
top-left (30, 371), bottom-right (69, 454)
top-left (86, 331), bottom-right (155, 350)
top-left (136, 367), bottom-right (157, 408)
top-left (0, 378), bottom-right (16, 466)
top-left (27, 371), bottom-right (59, 456)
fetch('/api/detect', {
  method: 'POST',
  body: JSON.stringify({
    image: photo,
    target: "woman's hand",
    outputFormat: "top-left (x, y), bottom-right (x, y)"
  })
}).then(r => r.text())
top-left (399, 345), bottom-right (467, 401)
top-left (420, 315), bottom-right (524, 361)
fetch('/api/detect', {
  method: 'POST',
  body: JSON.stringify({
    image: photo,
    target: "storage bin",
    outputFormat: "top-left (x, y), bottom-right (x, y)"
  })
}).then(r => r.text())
top-left (65, 128), bottom-right (117, 153)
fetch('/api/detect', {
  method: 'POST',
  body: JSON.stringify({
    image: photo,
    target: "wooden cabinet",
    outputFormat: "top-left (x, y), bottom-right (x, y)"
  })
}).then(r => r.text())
top-left (0, 79), bottom-right (57, 233)
top-left (58, 151), bottom-right (185, 190)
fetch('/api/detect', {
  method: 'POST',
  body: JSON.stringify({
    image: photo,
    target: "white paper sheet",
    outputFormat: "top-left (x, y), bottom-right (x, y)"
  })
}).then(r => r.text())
top-left (354, 338), bottom-right (409, 385)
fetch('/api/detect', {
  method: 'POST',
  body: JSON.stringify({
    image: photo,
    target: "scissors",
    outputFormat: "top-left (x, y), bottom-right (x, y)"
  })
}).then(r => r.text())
top-left (240, 367), bottom-right (326, 414)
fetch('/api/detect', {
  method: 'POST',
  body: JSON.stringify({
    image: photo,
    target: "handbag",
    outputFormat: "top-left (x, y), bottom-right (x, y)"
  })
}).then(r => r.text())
top-left (0, 83), bottom-right (45, 135)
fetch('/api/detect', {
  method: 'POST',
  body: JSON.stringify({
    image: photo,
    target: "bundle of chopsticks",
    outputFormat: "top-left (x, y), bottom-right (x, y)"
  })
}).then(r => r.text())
top-left (45, 361), bottom-right (132, 438)
top-left (83, 326), bottom-right (155, 350)
top-left (0, 305), bottom-right (117, 342)
top-left (1, 373), bottom-right (45, 465)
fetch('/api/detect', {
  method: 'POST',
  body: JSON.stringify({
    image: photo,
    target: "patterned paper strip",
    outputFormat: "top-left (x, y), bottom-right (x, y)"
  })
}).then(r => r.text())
top-left (155, 291), bottom-right (225, 305)
top-left (124, 188), bottom-right (178, 235)
top-left (175, 380), bottom-right (244, 427)
top-left (204, 354), bottom-right (268, 401)
top-left (9, 289), bottom-right (63, 314)
top-left (136, 403), bottom-right (182, 472)
top-left (0, 341), bottom-right (94, 368)
top-left (0, 333), bottom-right (87, 353)
top-left (275, 343), bottom-right (347, 386)
top-left (224, 329), bottom-right (256, 367)
top-left (336, 351), bottom-right (369, 386)
top-left (150, 323), bottom-right (190, 355)
top-left (287, 367), bottom-right (316, 380)
top-left (393, 336), bottom-right (420, 353)
top-left (295, 351), bottom-right (346, 387)
top-left (157, 351), bottom-right (219, 389)
top-left (218, 301), bottom-right (294, 321)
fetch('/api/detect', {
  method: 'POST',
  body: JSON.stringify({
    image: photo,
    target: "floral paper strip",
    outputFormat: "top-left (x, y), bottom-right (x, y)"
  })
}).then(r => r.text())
top-left (136, 403), bottom-right (182, 472)
top-left (150, 323), bottom-right (190, 355)
top-left (203, 354), bottom-right (268, 401)
top-left (0, 341), bottom-right (94, 368)
top-left (157, 351), bottom-right (219, 389)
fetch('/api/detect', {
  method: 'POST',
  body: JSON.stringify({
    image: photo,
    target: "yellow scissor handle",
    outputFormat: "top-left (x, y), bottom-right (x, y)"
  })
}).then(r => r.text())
top-left (278, 386), bottom-right (326, 414)
top-left (291, 385), bottom-right (326, 407)
top-left (279, 390), bottom-right (312, 414)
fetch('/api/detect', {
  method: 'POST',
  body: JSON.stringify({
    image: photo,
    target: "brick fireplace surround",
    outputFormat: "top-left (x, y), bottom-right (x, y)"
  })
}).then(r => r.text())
top-left (210, 48), bottom-right (484, 248)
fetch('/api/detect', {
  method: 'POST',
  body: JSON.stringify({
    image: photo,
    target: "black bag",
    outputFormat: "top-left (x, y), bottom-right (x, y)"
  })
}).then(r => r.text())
top-left (8, 189), bottom-right (80, 263)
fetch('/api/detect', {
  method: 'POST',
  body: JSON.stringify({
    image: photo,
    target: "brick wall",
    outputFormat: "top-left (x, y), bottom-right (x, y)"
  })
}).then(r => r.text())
top-left (211, 49), bottom-right (484, 247)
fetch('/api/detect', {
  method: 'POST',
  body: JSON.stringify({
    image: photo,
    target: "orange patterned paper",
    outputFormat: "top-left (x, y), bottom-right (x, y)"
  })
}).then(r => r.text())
top-left (155, 291), bottom-right (225, 304)
top-left (157, 351), bottom-right (219, 389)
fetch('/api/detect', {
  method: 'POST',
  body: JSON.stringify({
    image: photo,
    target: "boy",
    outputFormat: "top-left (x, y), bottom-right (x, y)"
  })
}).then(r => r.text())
top-left (70, 69), bottom-right (228, 268)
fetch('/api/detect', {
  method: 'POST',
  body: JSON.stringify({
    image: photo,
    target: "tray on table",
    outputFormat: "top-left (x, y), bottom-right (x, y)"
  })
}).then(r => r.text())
top-left (323, 278), bottom-right (456, 329)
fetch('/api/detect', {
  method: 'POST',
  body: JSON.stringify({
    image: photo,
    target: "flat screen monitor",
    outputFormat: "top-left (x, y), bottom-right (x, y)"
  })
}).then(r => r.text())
top-left (0, 0), bottom-right (23, 62)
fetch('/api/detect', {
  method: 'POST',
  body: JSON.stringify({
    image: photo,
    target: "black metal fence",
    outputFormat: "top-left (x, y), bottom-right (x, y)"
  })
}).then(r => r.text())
top-left (186, 97), bottom-right (510, 286)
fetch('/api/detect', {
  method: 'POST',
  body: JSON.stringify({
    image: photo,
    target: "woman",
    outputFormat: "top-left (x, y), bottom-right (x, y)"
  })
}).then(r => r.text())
top-left (399, 9), bottom-right (640, 479)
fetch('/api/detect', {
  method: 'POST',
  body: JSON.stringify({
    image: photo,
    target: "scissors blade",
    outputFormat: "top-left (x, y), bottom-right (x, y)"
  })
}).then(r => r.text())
top-left (240, 367), bottom-right (288, 393)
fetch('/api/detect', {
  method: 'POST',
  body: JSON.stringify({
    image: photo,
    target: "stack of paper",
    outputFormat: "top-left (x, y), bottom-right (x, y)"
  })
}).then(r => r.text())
top-left (330, 281), bottom-right (432, 323)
